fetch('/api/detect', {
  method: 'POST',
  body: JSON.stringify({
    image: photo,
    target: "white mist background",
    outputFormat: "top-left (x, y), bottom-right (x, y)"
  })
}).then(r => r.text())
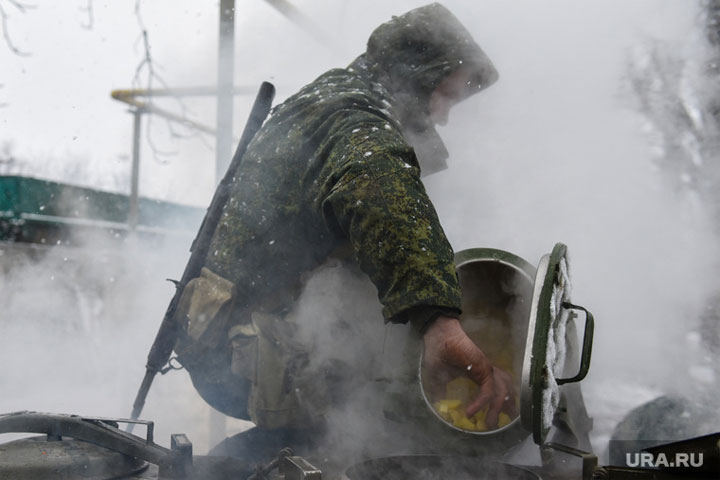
top-left (1, 0), bottom-right (717, 456)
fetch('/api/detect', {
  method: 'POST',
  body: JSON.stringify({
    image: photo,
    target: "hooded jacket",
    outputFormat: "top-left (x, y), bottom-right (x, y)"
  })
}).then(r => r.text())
top-left (205, 3), bottom-right (497, 325)
top-left (180, 3), bottom-right (498, 423)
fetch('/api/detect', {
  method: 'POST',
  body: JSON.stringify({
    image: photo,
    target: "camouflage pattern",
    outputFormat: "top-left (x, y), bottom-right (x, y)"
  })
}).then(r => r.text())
top-left (205, 3), bottom-right (498, 325)
top-left (180, 3), bottom-right (499, 423)
top-left (206, 105), bottom-right (461, 322)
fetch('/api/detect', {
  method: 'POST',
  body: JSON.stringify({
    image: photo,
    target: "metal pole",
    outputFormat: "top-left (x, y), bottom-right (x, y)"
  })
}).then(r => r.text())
top-left (209, 0), bottom-right (235, 445)
top-left (128, 108), bottom-right (143, 231)
top-left (215, 0), bottom-right (235, 183)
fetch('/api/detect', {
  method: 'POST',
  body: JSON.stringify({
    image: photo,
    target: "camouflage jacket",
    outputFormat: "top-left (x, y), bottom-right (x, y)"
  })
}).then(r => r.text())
top-left (205, 3), bottom-right (498, 326)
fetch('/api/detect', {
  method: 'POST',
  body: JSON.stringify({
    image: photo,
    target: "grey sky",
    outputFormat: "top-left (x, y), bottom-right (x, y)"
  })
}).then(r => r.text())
top-left (0, 1), bottom-right (697, 204)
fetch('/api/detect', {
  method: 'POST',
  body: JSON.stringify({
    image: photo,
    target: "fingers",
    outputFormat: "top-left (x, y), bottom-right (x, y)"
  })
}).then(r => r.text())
top-left (465, 390), bottom-right (492, 418)
top-left (465, 367), bottom-right (517, 429)
top-left (465, 369), bottom-right (502, 426)
top-left (463, 344), bottom-right (494, 418)
top-left (494, 367), bottom-right (518, 417)
top-left (504, 390), bottom-right (519, 418)
top-left (423, 321), bottom-right (519, 431)
top-left (484, 374), bottom-right (507, 429)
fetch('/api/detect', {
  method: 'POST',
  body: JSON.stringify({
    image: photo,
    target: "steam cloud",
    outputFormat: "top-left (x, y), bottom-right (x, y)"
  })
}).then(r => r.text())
top-left (1, 0), bottom-right (719, 467)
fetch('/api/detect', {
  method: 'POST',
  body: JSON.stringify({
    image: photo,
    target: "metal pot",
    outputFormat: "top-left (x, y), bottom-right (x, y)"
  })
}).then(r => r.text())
top-left (382, 244), bottom-right (594, 455)
top-left (419, 247), bottom-right (535, 444)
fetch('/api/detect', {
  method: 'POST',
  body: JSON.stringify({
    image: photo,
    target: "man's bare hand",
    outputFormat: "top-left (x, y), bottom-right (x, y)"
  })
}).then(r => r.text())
top-left (422, 316), bottom-right (517, 429)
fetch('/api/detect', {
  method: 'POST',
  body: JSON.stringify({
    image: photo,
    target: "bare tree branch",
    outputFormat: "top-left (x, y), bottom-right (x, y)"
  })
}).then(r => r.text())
top-left (133, 29), bottom-right (176, 160)
top-left (79, 0), bottom-right (93, 30)
top-left (130, 1), bottom-right (213, 163)
top-left (6, 0), bottom-right (34, 13)
top-left (0, 0), bottom-right (35, 56)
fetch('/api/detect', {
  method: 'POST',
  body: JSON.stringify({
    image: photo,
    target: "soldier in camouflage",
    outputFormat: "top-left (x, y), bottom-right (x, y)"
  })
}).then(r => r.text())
top-left (174, 2), bottom-right (515, 460)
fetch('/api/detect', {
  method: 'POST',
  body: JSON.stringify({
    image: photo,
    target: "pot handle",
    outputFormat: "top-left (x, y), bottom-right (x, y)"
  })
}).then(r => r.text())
top-left (556, 302), bottom-right (594, 385)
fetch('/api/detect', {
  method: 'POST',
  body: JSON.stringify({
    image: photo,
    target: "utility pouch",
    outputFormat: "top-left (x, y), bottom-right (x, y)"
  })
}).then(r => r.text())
top-left (174, 267), bottom-right (235, 363)
top-left (228, 321), bottom-right (259, 383)
top-left (230, 312), bottom-right (327, 430)
top-left (173, 267), bottom-right (251, 421)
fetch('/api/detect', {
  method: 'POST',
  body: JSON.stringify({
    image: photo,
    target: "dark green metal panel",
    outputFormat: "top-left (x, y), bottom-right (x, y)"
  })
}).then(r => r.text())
top-left (0, 176), bottom-right (20, 214)
top-left (0, 175), bottom-right (205, 242)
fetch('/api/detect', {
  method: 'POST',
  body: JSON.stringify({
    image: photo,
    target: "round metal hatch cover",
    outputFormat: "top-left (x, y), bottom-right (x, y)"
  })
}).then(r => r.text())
top-left (0, 435), bottom-right (148, 480)
top-left (520, 242), bottom-right (571, 445)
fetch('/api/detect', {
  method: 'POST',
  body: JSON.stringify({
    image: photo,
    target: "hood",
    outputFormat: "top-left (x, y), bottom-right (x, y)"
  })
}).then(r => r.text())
top-left (361, 3), bottom-right (498, 174)
top-left (365, 3), bottom-right (498, 126)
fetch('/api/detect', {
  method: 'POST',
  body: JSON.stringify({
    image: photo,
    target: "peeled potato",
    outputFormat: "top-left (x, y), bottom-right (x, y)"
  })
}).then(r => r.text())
top-left (445, 377), bottom-right (480, 404)
top-left (472, 409), bottom-right (488, 431)
top-left (432, 375), bottom-right (516, 432)
top-left (498, 412), bottom-right (512, 428)
top-left (437, 399), bottom-right (462, 413)
top-left (455, 416), bottom-right (476, 431)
